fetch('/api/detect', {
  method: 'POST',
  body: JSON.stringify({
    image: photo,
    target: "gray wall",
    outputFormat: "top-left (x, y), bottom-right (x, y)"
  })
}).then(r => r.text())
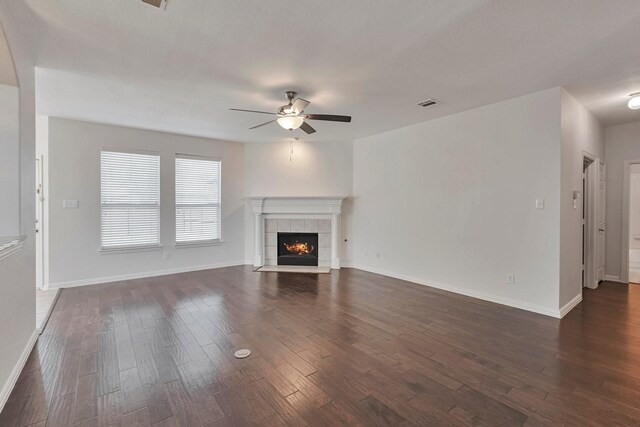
top-left (604, 120), bottom-right (640, 279)
top-left (0, 5), bottom-right (37, 406)
top-left (47, 118), bottom-right (246, 286)
top-left (350, 88), bottom-right (563, 316)
top-left (559, 90), bottom-right (604, 306)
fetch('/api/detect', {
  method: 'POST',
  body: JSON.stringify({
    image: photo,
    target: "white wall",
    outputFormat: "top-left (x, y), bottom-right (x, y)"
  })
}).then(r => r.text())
top-left (559, 90), bottom-right (604, 306)
top-left (0, 6), bottom-right (37, 409)
top-left (0, 83), bottom-right (19, 236)
top-left (244, 139), bottom-right (353, 263)
top-left (350, 88), bottom-right (563, 316)
top-left (244, 139), bottom-right (353, 197)
top-left (629, 165), bottom-right (640, 250)
top-left (604, 120), bottom-right (640, 279)
top-left (47, 118), bottom-right (246, 286)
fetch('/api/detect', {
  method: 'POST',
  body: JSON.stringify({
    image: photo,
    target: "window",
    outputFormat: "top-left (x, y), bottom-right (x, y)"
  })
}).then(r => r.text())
top-left (175, 155), bottom-right (221, 244)
top-left (100, 150), bottom-right (160, 250)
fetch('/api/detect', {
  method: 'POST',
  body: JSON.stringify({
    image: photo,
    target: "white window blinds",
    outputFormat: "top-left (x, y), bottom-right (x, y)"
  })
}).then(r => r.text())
top-left (175, 156), bottom-right (221, 243)
top-left (100, 151), bottom-right (160, 249)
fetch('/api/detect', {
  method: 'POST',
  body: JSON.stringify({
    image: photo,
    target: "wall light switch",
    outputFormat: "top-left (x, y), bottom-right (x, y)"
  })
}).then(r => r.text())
top-left (63, 200), bottom-right (78, 209)
top-left (535, 198), bottom-right (544, 209)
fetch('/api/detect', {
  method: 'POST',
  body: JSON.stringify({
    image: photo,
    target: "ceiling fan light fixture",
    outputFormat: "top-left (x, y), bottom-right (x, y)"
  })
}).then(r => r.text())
top-left (277, 116), bottom-right (304, 130)
top-left (628, 93), bottom-right (640, 110)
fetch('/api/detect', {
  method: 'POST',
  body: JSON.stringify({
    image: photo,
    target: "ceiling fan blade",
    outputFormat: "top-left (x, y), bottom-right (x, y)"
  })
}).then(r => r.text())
top-left (305, 114), bottom-right (351, 123)
top-left (299, 121), bottom-right (316, 134)
top-left (291, 98), bottom-right (310, 115)
top-left (230, 108), bottom-right (276, 115)
top-left (249, 119), bottom-right (277, 129)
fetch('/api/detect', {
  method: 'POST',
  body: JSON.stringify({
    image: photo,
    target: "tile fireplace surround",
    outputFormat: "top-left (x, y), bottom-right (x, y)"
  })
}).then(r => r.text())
top-left (248, 197), bottom-right (346, 269)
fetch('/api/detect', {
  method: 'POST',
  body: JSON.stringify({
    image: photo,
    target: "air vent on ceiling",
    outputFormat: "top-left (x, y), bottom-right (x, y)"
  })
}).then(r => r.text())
top-left (141, 0), bottom-right (167, 9)
top-left (417, 99), bottom-right (439, 108)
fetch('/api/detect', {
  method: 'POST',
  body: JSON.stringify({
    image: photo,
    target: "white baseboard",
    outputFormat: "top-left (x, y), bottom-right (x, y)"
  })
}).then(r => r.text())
top-left (345, 264), bottom-right (563, 318)
top-left (38, 289), bottom-right (61, 334)
top-left (49, 260), bottom-right (249, 289)
top-left (0, 328), bottom-right (38, 413)
top-left (559, 293), bottom-right (583, 318)
top-left (604, 275), bottom-right (628, 284)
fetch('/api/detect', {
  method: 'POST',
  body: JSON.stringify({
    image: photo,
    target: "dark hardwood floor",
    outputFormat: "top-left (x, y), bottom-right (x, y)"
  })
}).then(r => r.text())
top-left (1, 266), bottom-right (639, 426)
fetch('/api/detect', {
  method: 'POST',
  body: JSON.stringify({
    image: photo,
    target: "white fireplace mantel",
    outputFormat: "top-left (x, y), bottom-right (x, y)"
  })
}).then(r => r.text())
top-left (248, 196), bottom-right (346, 269)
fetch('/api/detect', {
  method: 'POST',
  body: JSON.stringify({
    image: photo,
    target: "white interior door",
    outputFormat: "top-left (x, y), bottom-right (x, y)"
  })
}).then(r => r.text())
top-left (596, 161), bottom-right (606, 282)
top-left (583, 158), bottom-right (599, 289)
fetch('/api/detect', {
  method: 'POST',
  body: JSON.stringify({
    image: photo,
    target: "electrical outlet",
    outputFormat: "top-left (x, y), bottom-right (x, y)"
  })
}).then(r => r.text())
top-left (376, 252), bottom-right (381, 260)
top-left (163, 252), bottom-right (171, 260)
top-left (507, 274), bottom-right (515, 284)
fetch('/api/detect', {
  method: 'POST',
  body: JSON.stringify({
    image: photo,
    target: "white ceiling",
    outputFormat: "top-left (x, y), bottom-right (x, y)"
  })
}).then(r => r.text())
top-left (6, 0), bottom-right (640, 143)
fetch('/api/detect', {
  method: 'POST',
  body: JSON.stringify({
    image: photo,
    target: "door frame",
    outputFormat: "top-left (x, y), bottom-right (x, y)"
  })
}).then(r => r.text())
top-left (597, 159), bottom-right (606, 282)
top-left (582, 152), bottom-right (599, 289)
top-left (35, 155), bottom-right (45, 289)
top-left (621, 159), bottom-right (640, 284)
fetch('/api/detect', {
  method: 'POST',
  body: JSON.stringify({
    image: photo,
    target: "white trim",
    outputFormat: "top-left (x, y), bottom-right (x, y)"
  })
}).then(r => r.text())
top-left (604, 274), bottom-right (628, 284)
top-left (248, 197), bottom-right (346, 269)
top-left (99, 244), bottom-right (163, 254)
top-left (174, 239), bottom-right (223, 248)
top-left (346, 264), bottom-right (563, 318)
top-left (0, 237), bottom-right (25, 262)
top-left (0, 329), bottom-right (38, 413)
top-left (248, 196), bottom-right (346, 215)
top-left (582, 153), bottom-right (600, 290)
top-left (48, 260), bottom-right (248, 289)
top-left (621, 159), bottom-right (640, 284)
top-left (175, 153), bottom-right (221, 162)
top-left (559, 293), bottom-right (583, 318)
top-left (38, 288), bottom-right (61, 334)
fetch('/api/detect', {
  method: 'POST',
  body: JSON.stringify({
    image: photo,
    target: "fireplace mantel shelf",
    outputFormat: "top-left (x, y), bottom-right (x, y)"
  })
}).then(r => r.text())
top-left (247, 196), bottom-right (347, 269)
top-left (248, 196), bottom-right (347, 215)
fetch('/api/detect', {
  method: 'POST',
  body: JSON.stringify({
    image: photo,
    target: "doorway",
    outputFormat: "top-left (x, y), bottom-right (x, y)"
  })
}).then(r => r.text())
top-left (626, 163), bottom-right (640, 284)
top-left (582, 154), bottom-right (605, 289)
top-left (36, 154), bottom-right (59, 332)
top-left (35, 155), bottom-right (44, 289)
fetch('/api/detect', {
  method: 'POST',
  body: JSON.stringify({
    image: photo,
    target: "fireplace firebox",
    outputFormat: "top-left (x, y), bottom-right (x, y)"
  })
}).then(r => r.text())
top-left (277, 232), bottom-right (319, 266)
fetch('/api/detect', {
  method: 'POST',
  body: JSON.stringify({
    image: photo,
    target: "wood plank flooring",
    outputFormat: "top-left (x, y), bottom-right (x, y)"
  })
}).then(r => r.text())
top-left (2, 266), bottom-right (640, 426)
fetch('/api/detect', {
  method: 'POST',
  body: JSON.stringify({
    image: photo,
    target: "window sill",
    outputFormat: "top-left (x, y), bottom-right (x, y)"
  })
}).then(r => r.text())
top-left (0, 236), bottom-right (26, 262)
top-left (99, 245), bottom-right (163, 255)
top-left (174, 239), bottom-right (223, 249)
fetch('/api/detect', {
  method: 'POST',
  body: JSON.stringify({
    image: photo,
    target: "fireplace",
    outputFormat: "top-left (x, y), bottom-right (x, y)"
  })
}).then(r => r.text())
top-left (277, 232), bottom-right (319, 266)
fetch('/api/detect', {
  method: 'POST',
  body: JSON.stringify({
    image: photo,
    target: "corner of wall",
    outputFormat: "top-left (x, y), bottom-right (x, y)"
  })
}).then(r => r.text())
top-left (558, 87), bottom-right (605, 310)
top-left (0, 0), bottom-right (38, 413)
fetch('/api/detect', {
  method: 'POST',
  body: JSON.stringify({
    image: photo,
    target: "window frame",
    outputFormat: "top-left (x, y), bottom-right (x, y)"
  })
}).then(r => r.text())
top-left (99, 148), bottom-right (162, 252)
top-left (174, 154), bottom-right (222, 247)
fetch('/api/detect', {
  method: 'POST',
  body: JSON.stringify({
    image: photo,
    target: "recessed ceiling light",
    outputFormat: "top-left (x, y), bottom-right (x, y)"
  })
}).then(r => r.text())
top-left (628, 93), bottom-right (640, 110)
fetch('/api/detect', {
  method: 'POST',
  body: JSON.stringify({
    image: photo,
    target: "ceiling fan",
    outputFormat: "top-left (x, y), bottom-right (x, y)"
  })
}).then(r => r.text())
top-left (230, 91), bottom-right (351, 134)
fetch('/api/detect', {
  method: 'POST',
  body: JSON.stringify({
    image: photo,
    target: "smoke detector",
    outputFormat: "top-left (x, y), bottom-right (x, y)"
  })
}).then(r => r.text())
top-left (417, 99), bottom-right (439, 108)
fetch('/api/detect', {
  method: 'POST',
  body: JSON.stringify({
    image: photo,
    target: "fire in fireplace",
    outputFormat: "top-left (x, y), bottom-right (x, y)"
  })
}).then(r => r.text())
top-left (277, 232), bottom-right (319, 266)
